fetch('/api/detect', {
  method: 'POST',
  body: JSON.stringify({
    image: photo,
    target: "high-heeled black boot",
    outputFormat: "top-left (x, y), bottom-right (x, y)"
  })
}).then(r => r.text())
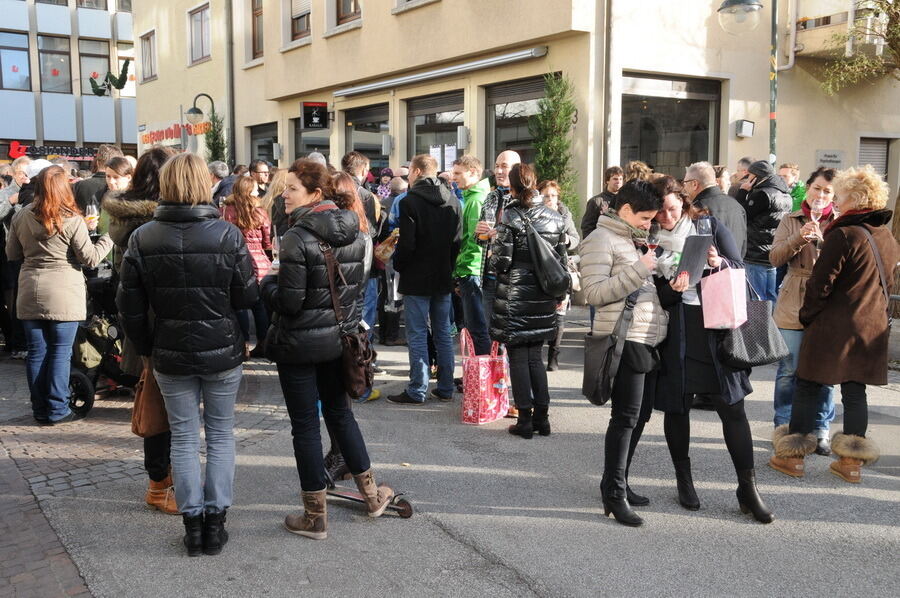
top-left (673, 458), bottom-right (700, 511)
top-left (508, 407), bottom-right (533, 439)
top-left (736, 469), bottom-right (774, 524)
top-left (182, 513), bottom-right (203, 557)
top-left (202, 509), bottom-right (229, 555)
top-left (600, 473), bottom-right (644, 527)
top-left (546, 348), bottom-right (560, 372)
top-left (532, 404), bottom-right (550, 436)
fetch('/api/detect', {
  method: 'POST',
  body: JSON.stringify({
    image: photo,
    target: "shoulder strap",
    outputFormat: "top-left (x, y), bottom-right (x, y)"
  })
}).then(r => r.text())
top-left (857, 226), bottom-right (891, 321)
top-left (318, 241), bottom-right (345, 325)
top-left (608, 289), bottom-right (641, 375)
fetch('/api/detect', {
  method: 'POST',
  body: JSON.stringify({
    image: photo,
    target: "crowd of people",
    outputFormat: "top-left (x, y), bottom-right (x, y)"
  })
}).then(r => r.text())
top-left (1, 139), bottom-right (896, 553)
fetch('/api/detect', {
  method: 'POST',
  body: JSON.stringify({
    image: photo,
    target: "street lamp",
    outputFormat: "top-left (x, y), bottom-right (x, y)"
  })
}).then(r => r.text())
top-left (717, 0), bottom-right (777, 164)
top-left (185, 93), bottom-right (215, 125)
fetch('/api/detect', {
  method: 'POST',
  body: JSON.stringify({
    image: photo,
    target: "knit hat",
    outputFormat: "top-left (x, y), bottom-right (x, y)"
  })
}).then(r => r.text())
top-left (380, 167), bottom-right (394, 178)
top-left (747, 160), bottom-right (774, 179)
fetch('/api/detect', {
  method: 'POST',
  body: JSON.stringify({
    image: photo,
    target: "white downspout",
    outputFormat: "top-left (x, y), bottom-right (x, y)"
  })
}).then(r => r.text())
top-left (777, 0), bottom-right (798, 71)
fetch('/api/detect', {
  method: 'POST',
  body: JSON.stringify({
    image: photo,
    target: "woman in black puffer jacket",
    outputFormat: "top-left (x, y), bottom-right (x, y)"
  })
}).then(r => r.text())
top-left (261, 159), bottom-right (393, 541)
top-left (489, 163), bottom-right (567, 439)
top-left (117, 153), bottom-right (258, 557)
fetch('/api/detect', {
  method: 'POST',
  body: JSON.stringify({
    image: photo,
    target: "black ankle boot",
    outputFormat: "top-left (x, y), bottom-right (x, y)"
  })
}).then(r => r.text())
top-left (736, 469), bottom-right (774, 524)
top-left (602, 497), bottom-right (644, 527)
top-left (532, 404), bottom-right (550, 436)
top-left (673, 459), bottom-right (700, 511)
top-left (626, 485), bottom-right (650, 507)
top-left (202, 509), bottom-right (229, 555)
top-left (182, 513), bottom-right (203, 557)
top-left (508, 408), bottom-right (533, 439)
top-left (546, 349), bottom-right (560, 372)
top-left (324, 447), bottom-right (350, 482)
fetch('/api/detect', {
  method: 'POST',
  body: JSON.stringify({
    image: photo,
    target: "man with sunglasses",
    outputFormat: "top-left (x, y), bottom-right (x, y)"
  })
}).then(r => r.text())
top-left (249, 160), bottom-right (270, 197)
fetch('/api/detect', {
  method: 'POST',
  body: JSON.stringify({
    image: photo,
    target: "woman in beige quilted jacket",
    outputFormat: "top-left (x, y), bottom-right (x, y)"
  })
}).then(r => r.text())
top-left (580, 180), bottom-right (666, 527)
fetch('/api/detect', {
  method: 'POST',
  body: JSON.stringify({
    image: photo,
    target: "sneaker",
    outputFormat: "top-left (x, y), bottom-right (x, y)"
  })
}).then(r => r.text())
top-left (814, 437), bottom-right (832, 456)
top-left (372, 363), bottom-right (385, 375)
top-left (356, 388), bottom-right (381, 403)
top-left (429, 389), bottom-right (453, 402)
top-left (49, 412), bottom-right (82, 425)
top-left (11, 350), bottom-right (27, 360)
top-left (387, 391), bottom-right (425, 404)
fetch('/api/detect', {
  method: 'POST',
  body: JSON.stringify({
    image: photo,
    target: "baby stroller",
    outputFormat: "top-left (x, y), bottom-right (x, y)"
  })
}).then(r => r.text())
top-left (69, 264), bottom-right (139, 416)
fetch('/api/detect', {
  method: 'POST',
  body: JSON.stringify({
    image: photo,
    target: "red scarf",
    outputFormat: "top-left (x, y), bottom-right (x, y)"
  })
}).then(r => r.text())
top-left (824, 208), bottom-right (873, 235)
top-left (800, 200), bottom-right (833, 221)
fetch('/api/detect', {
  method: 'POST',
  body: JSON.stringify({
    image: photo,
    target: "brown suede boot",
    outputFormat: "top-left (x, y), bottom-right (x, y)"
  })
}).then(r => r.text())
top-left (830, 433), bottom-right (879, 483)
top-left (353, 469), bottom-right (394, 518)
top-left (768, 425), bottom-right (816, 478)
top-left (145, 475), bottom-right (179, 515)
top-left (284, 490), bottom-right (327, 540)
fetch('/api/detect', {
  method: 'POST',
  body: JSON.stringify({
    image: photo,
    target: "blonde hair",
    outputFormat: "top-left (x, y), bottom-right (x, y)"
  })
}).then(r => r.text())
top-left (260, 168), bottom-right (288, 215)
top-left (833, 165), bottom-right (890, 211)
top-left (159, 153), bottom-right (211, 206)
top-left (624, 160), bottom-right (652, 182)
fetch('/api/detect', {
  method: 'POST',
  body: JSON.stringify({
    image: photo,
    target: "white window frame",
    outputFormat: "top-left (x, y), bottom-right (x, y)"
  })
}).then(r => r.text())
top-left (391, 0), bottom-right (441, 15)
top-left (324, 0), bottom-right (362, 38)
top-left (187, 2), bottom-right (211, 67)
top-left (281, 0), bottom-right (313, 52)
top-left (139, 29), bottom-right (157, 82)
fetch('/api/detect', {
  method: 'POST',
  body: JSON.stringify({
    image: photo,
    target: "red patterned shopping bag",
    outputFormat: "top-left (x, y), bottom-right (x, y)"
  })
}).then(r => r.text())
top-left (460, 329), bottom-right (510, 425)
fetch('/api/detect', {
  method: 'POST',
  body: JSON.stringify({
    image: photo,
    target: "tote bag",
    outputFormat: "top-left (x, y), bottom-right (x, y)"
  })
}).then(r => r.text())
top-left (700, 267), bottom-right (748, 329)
top-left (131, 367), bottom-right (169, 438)
top-left (460, 329), bottom-right (510, 425)
top-left (718, 286), bottom-right (790, 369)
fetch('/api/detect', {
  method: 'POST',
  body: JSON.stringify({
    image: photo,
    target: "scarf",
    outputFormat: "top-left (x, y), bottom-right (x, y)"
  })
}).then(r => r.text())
top-left (800, 200), bottom-right (833, 221)
top-left (656, 215), bottom-right (695, 280)
top-left (376, 183), bottom-right (392, 199)
top-left (824, 208), bottom-right (873, 235)
top-left (608, 209), bottom-right (649, 240)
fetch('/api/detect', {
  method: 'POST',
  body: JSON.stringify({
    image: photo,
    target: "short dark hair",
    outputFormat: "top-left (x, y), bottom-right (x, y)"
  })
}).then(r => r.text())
top-left (249, 160), bottom-right (269, 173)
top-left (614, 180), bottom-right (663, 213)
top-left (604, 166), bottom-right (624, 182)
top-left (806, 166), bottom-right (837, 187)
top-left (232, 164), bottom-right (248, 176)
top-left (341, 151), bottom-right (369, 175)
top-left (93, 144), bottom-right (123, 172)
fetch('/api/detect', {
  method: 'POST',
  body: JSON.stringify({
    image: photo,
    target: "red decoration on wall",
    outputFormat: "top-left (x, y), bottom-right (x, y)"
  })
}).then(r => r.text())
top-left (90, 71), bottom-right (99, 79)
top-left (8, 141), bottom-right (26, 159)
top-left (51, 68), bottom-right (59, 76)
top-left (11, 65), bottom-right (19, 73)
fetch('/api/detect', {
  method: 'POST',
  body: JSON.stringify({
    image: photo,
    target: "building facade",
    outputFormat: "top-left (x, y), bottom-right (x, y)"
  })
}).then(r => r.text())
top-left (0, 0), bottom-right (137, 167)
top-left (133, 0), bottom-right (900, 209)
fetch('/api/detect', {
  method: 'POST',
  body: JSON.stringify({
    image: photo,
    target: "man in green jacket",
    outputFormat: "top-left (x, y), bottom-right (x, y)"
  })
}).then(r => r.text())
top-left (451, 155), bottom-right (492, 355)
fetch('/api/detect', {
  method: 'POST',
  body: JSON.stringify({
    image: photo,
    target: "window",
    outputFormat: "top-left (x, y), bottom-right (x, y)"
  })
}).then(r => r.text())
top-left (407, 91), bottom-right (464, 167)
top-left (79, 39), bottom-right (109, 95)
top-left (38, 36), bottom-right (71, 94)
top-left (0, 32), bottom-right (30, 91)
top-left (293, 117), bottom-right (330, 161)
top-left (291, 0), bottom-right (311, 39)
top-left (117, 42), bottom-right (135, 96)
top-left (251, 0), bottom-right (263, 58)
top-left (77, 0), bottom-right (108, 9)
top-left (250, 123), bottom-right (278, 163)
top-left (486, 77), bottom-right (545, 164)
top-left (859, 138), bottom-right (890, 179)
top-left (189, 4), bottom-right (211, 65)
top-left (140, 31), bottom-right (156, 81)
top-left (36, 0), bottom-right (68, 5)
top-left (344, 104), bottom-right (389, 169)
top-left (117, 0), bottom-right (132, 11)
top-left (337, 0), bottom-right (360, 25)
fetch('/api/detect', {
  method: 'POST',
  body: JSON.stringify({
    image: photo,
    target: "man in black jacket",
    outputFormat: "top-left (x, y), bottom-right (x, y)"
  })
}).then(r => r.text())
top-left (580, 165), bottom-right (623, 239)
top-left (388, 154), bottom-right (461, 404)
top-left (74, 144), bottom-right (123, 213)
top-left (735, 160), bottom-right (792, 303)
top-left (684, 161), bottom-right (747, 258)
top-left (209, 160), bottom-right (235, 207)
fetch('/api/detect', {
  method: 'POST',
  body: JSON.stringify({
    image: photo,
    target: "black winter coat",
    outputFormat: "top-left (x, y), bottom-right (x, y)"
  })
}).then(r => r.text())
top-left (261, 202), bottom-right (367, 365)
top-left (489, 193), bottom-right (567, 347)
top-left (394, 177), bottom-right (461, 296)
top-left (212, 175), bottom-right (236, 207)
top-left (73, 172), bottom-right (107, 213)
top-left (694, 185), bottom-right (747, 259)
top-left (117, 203), bottom-right (259, 376)
top-left (580, 189), bottom-right (615, 239)
top-left (736, 175), bottom-right (792, 265)
top-left (645, 217), bottom-right (752, 413)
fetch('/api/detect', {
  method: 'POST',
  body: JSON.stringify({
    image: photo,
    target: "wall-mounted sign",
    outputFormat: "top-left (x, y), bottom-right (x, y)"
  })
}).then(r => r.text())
top-left (302, 102), bottom-right (328, 130)
top-left (140, 121), bottom-right (211, 145)
top-left (7, 141), bottom-right (97, 160)
top-left (815, 149), bottom-right (845, 170)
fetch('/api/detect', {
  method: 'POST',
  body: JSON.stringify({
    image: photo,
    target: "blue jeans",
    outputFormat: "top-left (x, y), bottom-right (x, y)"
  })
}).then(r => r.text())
top-left (403, 294), bottom-right (455, 401)
top-left (23, 320), bottom-right (79, 421)
top-left (774, 328), bottom-right (834, 435)
top-left (745, 263), bottom-right (778, 304)
top-left (154, 365), bottom-right (243, 517)
top-left (363, 277), bottom-right (379, 342)
top-left (482, 276), bottom-right (498, 330)
top-left (458, 276), bottom-right (491, 355)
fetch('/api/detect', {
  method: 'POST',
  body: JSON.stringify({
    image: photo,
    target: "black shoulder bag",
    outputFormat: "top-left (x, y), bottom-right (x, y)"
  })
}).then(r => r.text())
top-left (582, 290), bottom-right (640, 406)
top-left (515, 208), bottom-right (570, 298)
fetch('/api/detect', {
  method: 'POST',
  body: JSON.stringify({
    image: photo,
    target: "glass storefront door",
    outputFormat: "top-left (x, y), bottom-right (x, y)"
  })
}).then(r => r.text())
top-left (620, 74), bottom-right (720, 176)
top-left (250, 122), bottom-right (278, 164)
top-left (344, 103), bottom-right (389, 170)
top-left (407, 91), bottom-right (464, 170)
top-left (293, 118), bottom-right (330, 162)
top-left (486, 76), bottom-right (545, 164)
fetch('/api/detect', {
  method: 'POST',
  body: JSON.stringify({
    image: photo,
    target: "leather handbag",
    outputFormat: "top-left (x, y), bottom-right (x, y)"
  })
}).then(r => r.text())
top-left (582, 290), bottom-right (639, 406)
top-left (131, 366), bottom-right (169, 438)
top-left (320, 241), bottom-right (377, 399)
top-left (717, 285), bottom-right (790, 369)
top-left (516, 208), bottom-right (570, 298)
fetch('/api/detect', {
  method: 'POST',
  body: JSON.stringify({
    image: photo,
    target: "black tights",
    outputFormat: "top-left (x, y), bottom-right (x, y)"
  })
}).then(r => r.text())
top-left (663, 397), bottom-right (755, 472)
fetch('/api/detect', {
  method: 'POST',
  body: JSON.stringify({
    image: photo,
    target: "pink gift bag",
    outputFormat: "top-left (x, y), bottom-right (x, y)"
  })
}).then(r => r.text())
top-left (700, 267), bottom-right (748, 330)
top-left (460, 329), bottom-right (510, 425)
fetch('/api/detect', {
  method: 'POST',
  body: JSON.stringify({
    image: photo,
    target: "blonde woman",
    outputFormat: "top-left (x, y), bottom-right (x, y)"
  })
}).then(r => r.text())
top-left (263, 169), bottom-right (290, 237)
top-left (771, 165), bottom-right (900, 483)
top-left (118, 153), bottom-right (258, 556)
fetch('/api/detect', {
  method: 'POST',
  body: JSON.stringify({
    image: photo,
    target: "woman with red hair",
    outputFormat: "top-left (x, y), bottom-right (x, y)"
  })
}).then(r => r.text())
top-left (6, 165), bottom-right (113, 424)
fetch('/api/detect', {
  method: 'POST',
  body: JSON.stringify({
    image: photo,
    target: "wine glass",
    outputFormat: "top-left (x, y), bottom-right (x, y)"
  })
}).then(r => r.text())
top-left (646, 223), bottom-right (660, 252)
top-left (271, 235), bottom-right (282, 273)
top-left (695, 217), bottom-right (712, 236)
top-left (85, 203), bottom-right (99, 232)
top-left (808, 199), bottom-right (827, 241)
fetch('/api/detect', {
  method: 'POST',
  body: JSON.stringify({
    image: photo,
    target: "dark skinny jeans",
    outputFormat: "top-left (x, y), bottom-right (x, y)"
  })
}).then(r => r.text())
top-left (601, 360), bottom-right (646, 501)
top-left (507, 341), bottom-right (550, 410)
top-left (277, 357), bottom-right (371, 492)
top-left (791, 378), bottom-right (868, 437)
top-left (144, 431), bottom-right (171, 483)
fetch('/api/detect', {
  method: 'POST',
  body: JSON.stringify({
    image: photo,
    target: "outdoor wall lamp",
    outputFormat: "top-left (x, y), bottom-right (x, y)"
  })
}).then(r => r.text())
top-left (186, 93), bottom-right (215, 125)
top-left (717, 0), bottom-right (763, 35)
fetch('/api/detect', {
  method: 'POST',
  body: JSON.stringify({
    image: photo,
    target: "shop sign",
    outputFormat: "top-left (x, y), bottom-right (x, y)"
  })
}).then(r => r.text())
top-left (302, 102), bottom-right (328, 130)
top-left (140, 121), bottom-right (211, 145)
top-left (7, 141), bottom-right (96, 160)
top-left (815, 150), bottom-right (845, 170)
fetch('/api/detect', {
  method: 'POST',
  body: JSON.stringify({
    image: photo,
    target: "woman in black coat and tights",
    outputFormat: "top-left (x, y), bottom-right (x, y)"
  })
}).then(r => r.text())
top-left (488, 164), bottom-right (567, 438)
top-left (262, 159), bottom-right (393, 540)
top-left (633, 176), bottom-right (773, 524)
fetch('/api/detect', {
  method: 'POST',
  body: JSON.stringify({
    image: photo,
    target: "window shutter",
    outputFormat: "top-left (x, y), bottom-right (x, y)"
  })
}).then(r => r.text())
top-left (486, 77), bottom-right (546, 105)
top-left (345, 103), bottom-right (389, 123)
top-left (859, 137), bottom-right (889, 178)
top-left (406, 91), bottom-right (464, 116)
top-left (292, 0), bottom-right (311, 17)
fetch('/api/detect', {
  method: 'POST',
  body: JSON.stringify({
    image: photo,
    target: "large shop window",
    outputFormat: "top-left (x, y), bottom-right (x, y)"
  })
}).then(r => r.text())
top-left (486, 76), bottom-right (545, 165)
top-left (250, 122), bottom-right (278, 164)
top-left (292, 118), bottom-right (330, 161)
top-left (38, 36), bottom-right (71, 94)
top-left (0, 32), bottom-right (30, 91)
top-left (344, 103), bottom-right (389, 169)
top-left (407, 91), bottom-right (464, 169)
top-left (620, 74), bottom-right (720, 176)
top-left (79, 39), bottom-right (109, 96)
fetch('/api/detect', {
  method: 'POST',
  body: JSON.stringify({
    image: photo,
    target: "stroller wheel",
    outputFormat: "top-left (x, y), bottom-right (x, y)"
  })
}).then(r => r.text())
top-left (69, 369), bottom-right (95, 417)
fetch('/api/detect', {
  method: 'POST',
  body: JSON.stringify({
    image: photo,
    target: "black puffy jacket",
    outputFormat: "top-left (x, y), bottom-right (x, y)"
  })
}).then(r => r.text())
top-left (736, 175), bottom-right (792, 265)
top-left (489, 193), bottom-right (567, 346)
top-left (117, 202), bottom-right (259, 376)
top-left (261, 201), bottom-right (367, 365)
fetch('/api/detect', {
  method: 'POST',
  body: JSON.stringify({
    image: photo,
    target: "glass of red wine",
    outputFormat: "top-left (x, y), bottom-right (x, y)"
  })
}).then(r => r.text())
top-left (646, 223), bottom-right (660, 253)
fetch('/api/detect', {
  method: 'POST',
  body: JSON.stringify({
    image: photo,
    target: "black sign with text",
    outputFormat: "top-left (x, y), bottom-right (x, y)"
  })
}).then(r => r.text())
top-left (302, 102), bottom-right (328, 130)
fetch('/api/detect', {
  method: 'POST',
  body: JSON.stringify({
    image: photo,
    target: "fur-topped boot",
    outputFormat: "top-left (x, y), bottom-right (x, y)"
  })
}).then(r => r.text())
top-left (830, 433), bottom-right (880, 483)
top-left (768, 424), bottom-right (816, 478)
